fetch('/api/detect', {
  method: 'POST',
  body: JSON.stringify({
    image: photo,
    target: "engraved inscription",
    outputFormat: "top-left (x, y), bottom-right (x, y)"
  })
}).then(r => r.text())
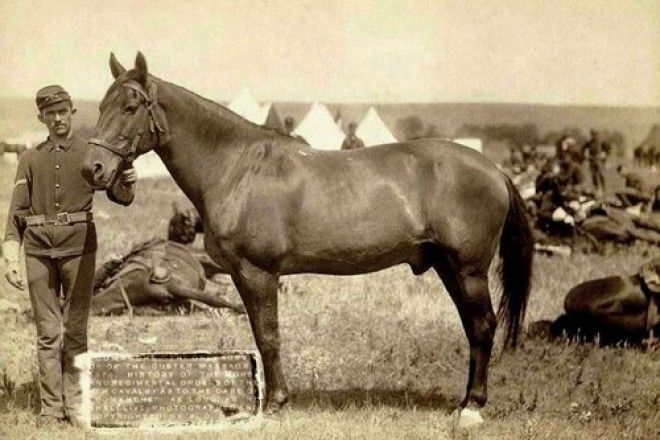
top-left (89, 352), bottom-right (259, 427)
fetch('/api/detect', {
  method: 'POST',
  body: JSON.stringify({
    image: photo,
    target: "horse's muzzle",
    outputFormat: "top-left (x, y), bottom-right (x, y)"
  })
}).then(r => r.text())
top-left (82, 145), bottom-right (116, 189)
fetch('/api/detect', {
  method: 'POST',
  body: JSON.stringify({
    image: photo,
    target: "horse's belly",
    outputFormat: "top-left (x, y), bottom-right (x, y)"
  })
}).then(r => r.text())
top-left (281, 239), bottom-right (426, 275)
top-left (282, 202), bottom-right (429, 274)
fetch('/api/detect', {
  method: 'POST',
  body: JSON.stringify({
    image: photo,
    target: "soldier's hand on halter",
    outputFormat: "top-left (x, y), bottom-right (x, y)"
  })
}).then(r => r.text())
top-left (121, 167), bottom-right (138, 186)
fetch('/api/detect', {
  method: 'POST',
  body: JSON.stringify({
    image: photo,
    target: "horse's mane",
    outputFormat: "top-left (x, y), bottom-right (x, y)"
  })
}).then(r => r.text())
top-left (93, 237), bottom-right (168, 291)
top-left (104, 69), bottom-right (304, 146)
top-left (159, 77), bottom-right (303, 143)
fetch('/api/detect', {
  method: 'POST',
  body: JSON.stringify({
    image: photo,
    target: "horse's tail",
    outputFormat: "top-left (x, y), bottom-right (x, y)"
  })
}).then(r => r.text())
top-left (497, 175), bottom-right (534, 349)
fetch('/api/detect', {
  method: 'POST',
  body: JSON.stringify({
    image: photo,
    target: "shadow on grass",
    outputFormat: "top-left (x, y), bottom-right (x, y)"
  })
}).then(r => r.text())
top-left (291, 388), bottom-right (458, 412)
top-left (0, 379), bottom-right (40, 415)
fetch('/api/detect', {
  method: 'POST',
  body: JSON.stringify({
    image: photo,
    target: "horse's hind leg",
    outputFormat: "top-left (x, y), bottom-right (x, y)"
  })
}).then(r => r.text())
top-left (231, 261), bottom-right (288, 413)
top-left (434, 255), bottom-right (496, 410)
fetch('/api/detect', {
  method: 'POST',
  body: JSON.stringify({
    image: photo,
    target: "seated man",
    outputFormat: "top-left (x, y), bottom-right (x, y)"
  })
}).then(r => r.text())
top-left (616, 164), bottom-right (651, 209)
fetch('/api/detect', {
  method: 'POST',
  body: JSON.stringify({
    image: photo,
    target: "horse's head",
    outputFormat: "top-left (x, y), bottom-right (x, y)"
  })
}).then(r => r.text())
top-left (82, 52), bottom-right (169, 191)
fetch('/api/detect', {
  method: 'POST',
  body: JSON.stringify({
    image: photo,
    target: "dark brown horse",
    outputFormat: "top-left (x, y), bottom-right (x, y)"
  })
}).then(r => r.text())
top-left (81, 53), bottom-right (533, 421)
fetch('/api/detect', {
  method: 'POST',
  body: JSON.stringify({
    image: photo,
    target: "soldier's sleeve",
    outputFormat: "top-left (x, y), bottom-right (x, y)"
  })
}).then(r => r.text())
top-left (3, 151), bottom-right (32, 243)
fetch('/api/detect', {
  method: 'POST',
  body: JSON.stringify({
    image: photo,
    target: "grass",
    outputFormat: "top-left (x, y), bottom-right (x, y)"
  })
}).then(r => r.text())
top-left (0, 159), bottom-right (659, 439)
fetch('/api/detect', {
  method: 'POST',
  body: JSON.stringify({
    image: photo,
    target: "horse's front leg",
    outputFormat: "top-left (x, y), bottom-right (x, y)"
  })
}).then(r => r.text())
top-left (231, 260), bottom-right (288, 413)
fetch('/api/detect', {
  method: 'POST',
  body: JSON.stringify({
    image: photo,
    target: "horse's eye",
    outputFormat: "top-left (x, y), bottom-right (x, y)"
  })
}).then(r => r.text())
top-left (123, 105), bottom-right (138, 115)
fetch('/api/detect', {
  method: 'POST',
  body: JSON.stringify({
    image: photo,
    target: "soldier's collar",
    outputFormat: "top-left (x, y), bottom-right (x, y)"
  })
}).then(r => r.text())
top-left (46, 135), bottom-right (75, 151)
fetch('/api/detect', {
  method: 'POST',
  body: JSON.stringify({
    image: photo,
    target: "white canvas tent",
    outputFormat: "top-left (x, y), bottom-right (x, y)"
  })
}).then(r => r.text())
top-left (227, 88), bottom-right (263, 124)
top-left (293, 102), bottom-right (345, 151)
top-left (453, 138), bottom-right (483, 153)
top-left (259, 102), bottom-right (283, 130)
top-left (356, 107), bottom-right (397, 146)
top-left (133, 150), bottom-right (170, 178)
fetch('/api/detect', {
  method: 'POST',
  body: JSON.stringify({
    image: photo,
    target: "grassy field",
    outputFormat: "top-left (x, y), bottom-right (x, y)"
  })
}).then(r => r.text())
top-left (0, 159), bottom-right (658, 439)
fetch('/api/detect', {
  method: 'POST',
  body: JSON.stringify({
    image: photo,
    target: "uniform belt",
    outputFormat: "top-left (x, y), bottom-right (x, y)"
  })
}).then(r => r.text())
top-left (25, 211), bottom-right (94, 226)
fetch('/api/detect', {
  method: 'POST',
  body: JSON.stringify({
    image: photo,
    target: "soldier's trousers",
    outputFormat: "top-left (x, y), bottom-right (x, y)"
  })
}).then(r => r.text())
top-left (25, 252), bottom-right (95, 418)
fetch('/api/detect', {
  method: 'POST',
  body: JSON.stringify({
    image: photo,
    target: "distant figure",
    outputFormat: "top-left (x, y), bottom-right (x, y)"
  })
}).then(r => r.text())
top-left (341, 121), bottom-right (365, 150)
top-left (555, 135), bottom-right (576, 163)
top-left (283, 116), bottom-right (308, 144)
top-left (168, 203), bottom-right (203, 244)
top-left (556, 135), bottom-right (583, 166)
top-left (652, 186), bottom-right (660, 212)
top-left (583, 129), bottom-right (608, 194)
top-left (635, 124), bottom-right (660, 168)
top-left (283, 116), bottom-right (295, 135)
top-left (616, 164), bottom-right (651, 208)
top-left (510, 147), bottom-right (525, 173)
top-left (557, 158), bottom-right (585, 194)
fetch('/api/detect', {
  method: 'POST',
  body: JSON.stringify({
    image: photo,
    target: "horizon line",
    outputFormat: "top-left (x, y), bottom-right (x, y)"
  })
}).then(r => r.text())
top-left (0, 94), bottom-right (658, 110)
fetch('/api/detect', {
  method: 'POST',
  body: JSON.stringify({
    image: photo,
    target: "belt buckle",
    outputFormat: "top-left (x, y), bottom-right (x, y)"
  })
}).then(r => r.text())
top-left (56, 212), bottom-right (70, 225)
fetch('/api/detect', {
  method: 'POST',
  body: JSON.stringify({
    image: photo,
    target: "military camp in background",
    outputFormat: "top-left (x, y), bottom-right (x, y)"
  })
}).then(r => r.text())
top-left (292, 102), bottom-right (346, 150)
top-left (355, 107), bottom-right (397, 147)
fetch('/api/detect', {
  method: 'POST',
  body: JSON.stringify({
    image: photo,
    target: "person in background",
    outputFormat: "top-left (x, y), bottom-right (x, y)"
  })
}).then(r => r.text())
top-left (583, 129), bottom-right (608, 195)
top-left (1, 85), bottom-right (137, 428)
top-left (341, 121), bottom-right (365, 150)
top-left (283, 116), bottom-right (307, 144)
top-left (616, 164), bottom-right (652, 209)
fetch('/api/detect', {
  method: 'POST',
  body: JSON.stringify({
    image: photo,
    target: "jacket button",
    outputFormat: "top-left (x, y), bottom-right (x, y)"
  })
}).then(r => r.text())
top-left (55, 184), bottom-right (60, 189)
top-left (55, 203), bottom-right (60, 208)
top-left (55, 164), bottom-right (60, 170)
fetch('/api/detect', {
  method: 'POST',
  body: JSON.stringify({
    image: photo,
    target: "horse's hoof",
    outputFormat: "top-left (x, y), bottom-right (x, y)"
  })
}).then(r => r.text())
top-left (263, 393), bottom-right (290, 416)
top-left (452, 407), bottom-right (484, 429)
top-left (263, 401), bottom-right (288, 416)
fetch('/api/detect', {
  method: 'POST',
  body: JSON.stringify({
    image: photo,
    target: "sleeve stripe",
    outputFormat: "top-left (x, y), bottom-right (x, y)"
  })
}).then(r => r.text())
top-left (14, 178), bottom-right (27, 186)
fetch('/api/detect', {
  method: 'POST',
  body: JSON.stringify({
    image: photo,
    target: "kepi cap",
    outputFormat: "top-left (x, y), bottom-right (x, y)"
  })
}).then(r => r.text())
top-left (35, 85), bottom-right (71, 110)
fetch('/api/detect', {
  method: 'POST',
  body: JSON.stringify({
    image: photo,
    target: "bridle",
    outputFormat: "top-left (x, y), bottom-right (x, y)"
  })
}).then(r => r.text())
top-left (88, 80), bottom-right (168, 163)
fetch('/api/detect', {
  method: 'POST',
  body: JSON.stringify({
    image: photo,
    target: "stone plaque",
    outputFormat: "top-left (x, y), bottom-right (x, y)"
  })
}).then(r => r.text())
top-left (79, 351), bottom-right (263, 428)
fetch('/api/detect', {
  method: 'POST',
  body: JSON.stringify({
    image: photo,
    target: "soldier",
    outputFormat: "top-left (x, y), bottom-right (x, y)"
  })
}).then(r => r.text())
top-left (582, 129), bottom-right (608, 194)
top-left (616, 164), bottom-right (651, 208)
top-left (283, 116), bottom-right (308, 144)
top-left (341, 121), bottom-right (365, 150)
top-left (1, 85), bottom-right (137, 428)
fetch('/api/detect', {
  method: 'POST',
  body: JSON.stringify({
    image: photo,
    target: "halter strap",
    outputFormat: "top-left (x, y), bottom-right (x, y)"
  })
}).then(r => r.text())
top-left (88, 80), bottom-right (168, 162)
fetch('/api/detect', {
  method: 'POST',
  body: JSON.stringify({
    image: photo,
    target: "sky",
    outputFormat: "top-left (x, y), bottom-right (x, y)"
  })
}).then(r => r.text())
top-left (0, 0), bottom-right (658, 105)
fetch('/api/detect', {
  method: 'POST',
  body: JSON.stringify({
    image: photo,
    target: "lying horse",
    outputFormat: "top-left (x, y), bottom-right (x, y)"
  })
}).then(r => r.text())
top-left (92, 239), bottom-right (244, 315)
top-left (81, 53), bottom-right (533, 421)
top-left (529, 257), bottom-right (659, 345)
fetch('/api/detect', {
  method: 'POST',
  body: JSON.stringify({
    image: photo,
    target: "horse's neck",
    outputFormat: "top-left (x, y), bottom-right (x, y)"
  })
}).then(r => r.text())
top-left (152, 79), bottom-right (268, 212)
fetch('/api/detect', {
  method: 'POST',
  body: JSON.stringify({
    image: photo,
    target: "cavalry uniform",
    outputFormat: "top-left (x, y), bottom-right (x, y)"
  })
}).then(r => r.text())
top-left (5, 135), bottom-right (96, 419)
top-left (3, 85), bottom-right (134, 421)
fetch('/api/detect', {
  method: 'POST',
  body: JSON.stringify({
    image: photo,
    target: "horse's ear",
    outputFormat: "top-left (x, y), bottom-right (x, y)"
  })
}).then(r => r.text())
top-left (135, 51), bottom-right (148, 86)
top-left (109, 53), bottom-right (126, 79)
